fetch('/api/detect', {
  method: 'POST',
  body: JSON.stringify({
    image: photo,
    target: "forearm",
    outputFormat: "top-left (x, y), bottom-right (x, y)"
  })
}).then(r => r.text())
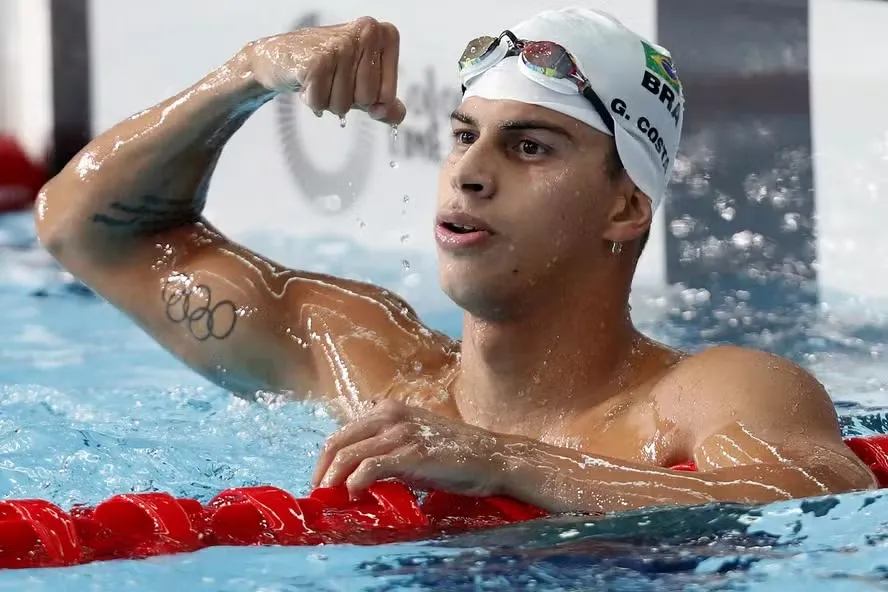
top-left (36, 49), bottom-right (274, 258)
top-left (497, 440), bottom-right (848, 514)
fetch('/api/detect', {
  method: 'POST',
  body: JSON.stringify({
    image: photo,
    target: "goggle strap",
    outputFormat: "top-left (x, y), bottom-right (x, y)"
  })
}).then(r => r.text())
top-left (581, 87), bottom-right (615, 134)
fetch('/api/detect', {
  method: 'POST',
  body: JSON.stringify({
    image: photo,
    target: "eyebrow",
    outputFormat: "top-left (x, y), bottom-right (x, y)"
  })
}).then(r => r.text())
top-left (450, 110), bottom-right (574, 140)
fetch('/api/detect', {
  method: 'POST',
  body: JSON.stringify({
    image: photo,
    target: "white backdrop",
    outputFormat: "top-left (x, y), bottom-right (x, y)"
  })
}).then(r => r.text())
top-left (4, 0), bottom-right (888, 311)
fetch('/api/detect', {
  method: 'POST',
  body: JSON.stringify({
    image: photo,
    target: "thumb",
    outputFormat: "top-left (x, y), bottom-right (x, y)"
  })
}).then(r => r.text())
top-left (368, 98), bottom-right (407, 125)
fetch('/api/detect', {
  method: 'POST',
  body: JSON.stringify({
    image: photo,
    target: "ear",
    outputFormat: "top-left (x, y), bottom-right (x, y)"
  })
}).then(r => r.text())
top-left (602, 180), bottom-right (653, 243)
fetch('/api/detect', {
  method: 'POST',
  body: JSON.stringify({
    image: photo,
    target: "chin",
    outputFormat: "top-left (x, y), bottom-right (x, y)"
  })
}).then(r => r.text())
top-left (438, 260), bottom-right (522, 321)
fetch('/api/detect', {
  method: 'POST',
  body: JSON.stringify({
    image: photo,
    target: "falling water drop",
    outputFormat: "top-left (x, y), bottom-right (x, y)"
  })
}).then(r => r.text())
top-left (402, 195), bottom-right (410, 204)
top-left (400, 233), bottom-right (410, 244)
top-left (339, 116), bottom-right (347, 128)
top-left (401, 259), bottom-right (411, 272)
top-left (320, 194), bottom-right (342, 212)
top-left (390, 160), bottom-right (399, 169)
top-left (391, 124), bottom-right (399, 142)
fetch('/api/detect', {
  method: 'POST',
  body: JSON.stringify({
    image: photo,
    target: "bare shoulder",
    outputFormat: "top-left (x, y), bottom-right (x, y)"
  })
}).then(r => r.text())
top-left (650, 344), bottom-right (841, 442)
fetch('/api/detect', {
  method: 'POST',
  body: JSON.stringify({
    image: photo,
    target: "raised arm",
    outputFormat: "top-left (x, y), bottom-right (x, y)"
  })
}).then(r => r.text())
top-left (34, 19), bottom-right (444, 410)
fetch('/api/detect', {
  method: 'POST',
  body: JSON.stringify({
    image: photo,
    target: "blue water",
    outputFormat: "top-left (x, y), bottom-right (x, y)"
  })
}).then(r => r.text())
top-left (3, 210), bottom-right (888, 591)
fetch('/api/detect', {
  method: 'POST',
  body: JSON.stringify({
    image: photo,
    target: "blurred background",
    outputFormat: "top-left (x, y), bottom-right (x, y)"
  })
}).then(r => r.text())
top-left (2, 0), bottom-right (887, 358)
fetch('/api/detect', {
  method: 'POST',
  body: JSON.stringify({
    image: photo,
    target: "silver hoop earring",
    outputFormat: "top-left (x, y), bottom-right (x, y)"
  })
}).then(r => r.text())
top-left (611, 241), bottom-right (623, 255)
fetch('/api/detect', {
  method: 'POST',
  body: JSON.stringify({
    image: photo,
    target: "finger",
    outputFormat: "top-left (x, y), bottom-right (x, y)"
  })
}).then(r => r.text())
top-left (353, 25), bottom-right (383, 107)
top-left (318, 433), bottom-right (404, 489)
top-left (311, 415), bottom-right (392, 487)
top-left (346, 454), bottom-right (410, 496)
top-left (376, 22), bottom-right (400, 108)
top-left (302, 54), bottom-right (334, 113)
top-left (369, 98), bottom-right (407, 125)
top-left (328, 39), bottom-right (357, 116)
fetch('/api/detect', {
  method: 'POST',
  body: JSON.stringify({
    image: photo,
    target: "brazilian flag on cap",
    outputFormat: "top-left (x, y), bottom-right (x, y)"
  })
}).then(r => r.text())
top-left (642, 41), bottom-right (681, 94)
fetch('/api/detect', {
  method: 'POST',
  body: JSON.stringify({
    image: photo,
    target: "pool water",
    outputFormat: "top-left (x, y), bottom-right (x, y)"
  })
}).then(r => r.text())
top-left (2, 210), bottom-right (888, 591)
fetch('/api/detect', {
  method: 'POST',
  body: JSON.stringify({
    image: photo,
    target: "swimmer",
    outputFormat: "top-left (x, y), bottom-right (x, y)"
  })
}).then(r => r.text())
top-left (35, 8), bottom-right (877, 514)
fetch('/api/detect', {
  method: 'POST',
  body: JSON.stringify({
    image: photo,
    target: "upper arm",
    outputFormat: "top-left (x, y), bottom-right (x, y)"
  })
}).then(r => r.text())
top-left (663, 346), bottom-right (877, 494)
top-left (49, 219), bottom-right (454, 401)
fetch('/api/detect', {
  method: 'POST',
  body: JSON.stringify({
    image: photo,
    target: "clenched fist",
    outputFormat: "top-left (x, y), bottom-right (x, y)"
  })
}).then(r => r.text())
top-left (241, 16), bottom-right (405, 124)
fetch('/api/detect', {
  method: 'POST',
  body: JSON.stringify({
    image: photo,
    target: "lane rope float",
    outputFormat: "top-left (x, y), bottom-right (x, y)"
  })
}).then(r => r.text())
top-left (2, 434), bottom-right (886, 569)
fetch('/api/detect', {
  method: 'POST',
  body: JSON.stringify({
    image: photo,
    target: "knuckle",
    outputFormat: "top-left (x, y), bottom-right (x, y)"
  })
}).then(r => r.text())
top-left (356, 456), bottom-right (382, 475)
top-left (329, 36), bottom-right (354, 58)
top-left (375, 398), bottom-right (404, 419)
top-left (328, 449), bottom-right (352, 471)
top-left (379, 22), bottom-right (400, 45)
top-left (357, 24), bottom-right (381, 46)
top-left (320, 436), bottom-right (339, 455)
top-left (351, 16), bottom-right (380, 36)
top-left (305, 53), bottom-right (330, 75)
top-left (403, 442), bottom-right (425, 458)
top-left (388, 421), bottom-right (415, 442)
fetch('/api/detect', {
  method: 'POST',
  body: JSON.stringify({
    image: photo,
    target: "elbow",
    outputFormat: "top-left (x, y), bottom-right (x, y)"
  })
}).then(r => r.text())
top-left (33, 183), bottom-right (66, 257)
top-left (33, 179), bottom-right (86, 262)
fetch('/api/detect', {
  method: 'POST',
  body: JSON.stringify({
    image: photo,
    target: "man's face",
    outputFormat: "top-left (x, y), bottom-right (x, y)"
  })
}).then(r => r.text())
top-left (435, 97), bottom-right (623, 318)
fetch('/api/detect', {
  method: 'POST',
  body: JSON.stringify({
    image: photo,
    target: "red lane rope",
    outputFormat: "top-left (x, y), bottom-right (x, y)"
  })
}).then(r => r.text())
top-left (0, 136), bottom-right (43, 214)
top-left (2, 435), bottom-right (886, 569)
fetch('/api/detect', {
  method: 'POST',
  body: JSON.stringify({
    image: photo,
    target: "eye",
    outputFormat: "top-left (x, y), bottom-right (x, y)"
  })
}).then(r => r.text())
top-left (516, 140), bottom-right (550, 156)
top-left (452, 130), bottom-right (477, 145)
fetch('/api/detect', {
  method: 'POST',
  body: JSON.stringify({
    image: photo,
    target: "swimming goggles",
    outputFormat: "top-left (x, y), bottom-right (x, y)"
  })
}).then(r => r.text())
top-left (458, 31), bottom-right (615, 134)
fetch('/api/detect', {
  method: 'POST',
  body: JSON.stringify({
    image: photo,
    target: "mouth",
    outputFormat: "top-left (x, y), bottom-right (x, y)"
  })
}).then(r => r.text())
top-left (440, 221), bottom-right (485, 234)
top-left (435, 213), bottom-right (495, 250)
top-left (435, 213), bottom-right (494, 234)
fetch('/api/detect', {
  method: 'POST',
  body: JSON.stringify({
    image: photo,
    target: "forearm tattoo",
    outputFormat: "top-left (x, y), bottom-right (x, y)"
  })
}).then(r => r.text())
top-left (90, 194), bottom-right (206, 235)
top-left (161, 279), bottom-right (237, 341)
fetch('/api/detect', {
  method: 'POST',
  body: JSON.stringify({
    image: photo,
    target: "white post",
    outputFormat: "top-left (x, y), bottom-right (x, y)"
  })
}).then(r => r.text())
top-left (0, 0), bottom-right (53, 161)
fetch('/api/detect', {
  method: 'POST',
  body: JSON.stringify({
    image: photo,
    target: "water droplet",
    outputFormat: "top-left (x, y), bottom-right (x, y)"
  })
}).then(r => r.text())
top-left (401, 259), bottom-right (411, 271)
top-left (731, 230), bottom-right (754, 250)
top-left (339, 116), bottom-right (347, 128)
top-left (782, 213), bottom-right (800, 232)
top-left (402, 194), bottom-right (410, 204)
top-left (400, 233), bottom-right (410, 244)
top-left (320, 194), bottom-right (342, 212)
top-left (390, 160), bottom-right (399, 169)
top-left (313, 109), bottom-right (324, 118)
top-left (390, 124), bottom-right (399, 142)
top-left (356, 218), bottom-right (366, 229)
top-left (669, 217), bottom-right (694, 238)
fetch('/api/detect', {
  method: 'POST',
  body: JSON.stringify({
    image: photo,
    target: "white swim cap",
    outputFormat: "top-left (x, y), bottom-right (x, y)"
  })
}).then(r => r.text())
top-left (461, 7), bottom-right (685, 213)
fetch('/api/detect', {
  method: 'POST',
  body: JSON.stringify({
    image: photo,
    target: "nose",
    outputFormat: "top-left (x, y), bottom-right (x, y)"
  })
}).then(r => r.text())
top-left (449, 142), bottom-right (498, 201)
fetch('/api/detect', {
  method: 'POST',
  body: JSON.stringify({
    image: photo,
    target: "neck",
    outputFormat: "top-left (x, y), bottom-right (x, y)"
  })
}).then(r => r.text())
top-left (454, 270), bottom-right (643, 432)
